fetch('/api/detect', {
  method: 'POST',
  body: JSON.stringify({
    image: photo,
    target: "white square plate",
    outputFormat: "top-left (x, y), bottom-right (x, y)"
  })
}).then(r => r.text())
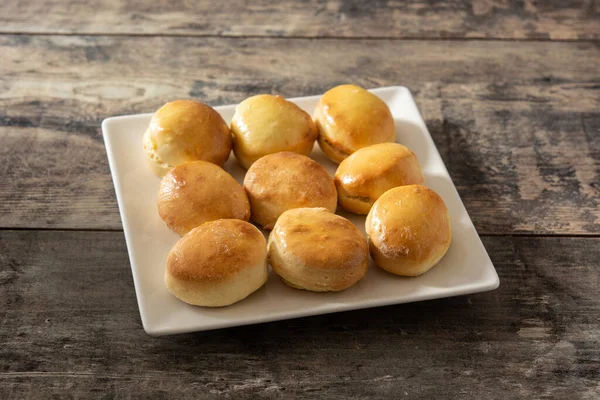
top-left (103, 86), bottom-right (499, 336)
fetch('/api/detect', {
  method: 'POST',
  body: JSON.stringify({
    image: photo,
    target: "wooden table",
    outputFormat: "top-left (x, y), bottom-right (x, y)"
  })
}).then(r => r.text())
top-left (1, 1), bottom-right (599, 398)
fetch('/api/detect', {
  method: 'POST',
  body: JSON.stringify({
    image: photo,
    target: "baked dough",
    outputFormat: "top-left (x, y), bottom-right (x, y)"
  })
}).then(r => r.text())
top-left (268, 208), bottom-right (368, 291)
top-left (335, 143), bottom-right (424, 214)
top-left (365, 185), bottom-right (451, 276)
top-left (314, 84), bottom-right (395, 163)
top-left (243, 152), bottom-right (337, 230)
top-left (165, 219), bottom-right (268, 307)
top-left (231, 94), bottom-right (318, 169)
top-left (142, 100), bottom-right (231, 176)
top-left (158, 161), bottom-right (250, 236)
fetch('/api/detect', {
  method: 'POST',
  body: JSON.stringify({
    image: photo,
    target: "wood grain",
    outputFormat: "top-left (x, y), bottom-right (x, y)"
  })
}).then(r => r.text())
top-left (1, 1), bottom-right (598, 398)
top-left (0, 0), bottom-right (598, 40)
top-left (1, 36), bottom-right (598, 233)
top-left (1, 231), bottom-right (599, 398)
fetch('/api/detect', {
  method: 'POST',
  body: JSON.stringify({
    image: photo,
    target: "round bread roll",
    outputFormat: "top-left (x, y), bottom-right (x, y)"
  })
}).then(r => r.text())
top-left (142, 100), bottom-right (232, 176)
top-left (231, 94), bottom-right (318, 169)
top-left (335, 143), bottom-right (424, 214)
top-left (314, 84), bottom-right (395, 163)
top-left (165, 219), bottom-right (268, 307)
top-left (158, 161), bottom-right (250, 236)
top-left (243, 152), bottom-right (337, 230)
top-left (268, 208), bottom-right (368, 292)
top-left (365, 185), bottom-right (451, 276)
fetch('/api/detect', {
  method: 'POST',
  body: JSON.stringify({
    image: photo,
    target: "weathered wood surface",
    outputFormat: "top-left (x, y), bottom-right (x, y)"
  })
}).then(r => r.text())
top-left (1, 0), bottom-right (598, 40)
top-left (1, 36), bottom-right (598, 233)
top-left (1, 231), bottom-right (599, 398)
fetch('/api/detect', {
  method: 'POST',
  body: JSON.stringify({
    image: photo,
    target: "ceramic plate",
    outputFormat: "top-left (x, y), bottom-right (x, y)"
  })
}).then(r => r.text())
top-left (102, 86), bottom-right (499, 336)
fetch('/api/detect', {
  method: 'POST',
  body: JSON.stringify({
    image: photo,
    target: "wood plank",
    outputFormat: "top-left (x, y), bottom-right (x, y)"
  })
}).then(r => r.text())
top-left (0, 0), bottom-right (598, 40)
top-left (1, 231), bottom-right (599, 398)
top-left (1, 36), bottom-right (598, 233)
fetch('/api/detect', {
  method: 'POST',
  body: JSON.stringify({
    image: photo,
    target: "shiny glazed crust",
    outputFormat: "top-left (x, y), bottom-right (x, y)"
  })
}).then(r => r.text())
top-left (157, 161), bottom-right (250, 236)
top-left (165, 219), bottom-right (268, 307)
top-left (243, 152), bottom-right (337, 230)
top-left (365, 185), bottom-right (451, 276)
top-left (335, 143), bottom-right (424, 214)
top-left (267, 208), bottom-right (369, 292)
top-left (314, 84), bottom-right (395, 163)
top-left (142, 100), bottom-right (232, 177)
top-left (231, 94), bottom-right (318, 169)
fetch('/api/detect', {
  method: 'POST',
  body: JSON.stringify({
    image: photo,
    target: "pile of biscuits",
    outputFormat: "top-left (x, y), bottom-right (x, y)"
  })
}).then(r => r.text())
top-left (142, 84), bottom-right (451, 307)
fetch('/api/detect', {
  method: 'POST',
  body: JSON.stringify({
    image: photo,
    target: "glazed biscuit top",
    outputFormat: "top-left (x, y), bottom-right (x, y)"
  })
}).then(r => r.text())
top-left (315, 85), bottom-right (395, 152)
top-left (167, 219), bottom-right (266, 282)
top-left (231, 95), bottom-right (317, 154)
top-left (272, 208), bottom-right (368, 269)
top-left (244, 152), bottom-right (336, 206)
top-left (366, 185), bottom-right (451, 261)
top-left (145, 100), bottom-right (231, 166)
top-left (158, 161), bottom-right (250, 234)
top-left (335, 143), bottom-right (424, 197)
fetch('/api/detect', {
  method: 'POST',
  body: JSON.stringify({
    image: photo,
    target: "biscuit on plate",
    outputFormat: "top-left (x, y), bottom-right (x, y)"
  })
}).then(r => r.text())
top-left (268, 207), bottom-right (368, 292)
top-left (158, 161), bottom-right (250, 236)
top-left (165, 219), bottom-right (268, 307)
top-left (365, 185), bottom-right (451, 277)
top-left (142, 100), bottom-right (231, 176)
top-left (313, 84), bottom-right (395, 163)
top-left (335, 143), bottom-right (424, 214)
top-left (243, 152), bottom-right (337, 230)
top-left (231, 94), bottom-right (318, 169)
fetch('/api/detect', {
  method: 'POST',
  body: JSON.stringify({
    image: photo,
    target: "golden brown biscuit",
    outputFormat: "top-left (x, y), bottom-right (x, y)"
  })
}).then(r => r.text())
top-left (158, 161), bottom-right (250, 236)
top-left (165, 219), bottom-right (268, 307)
top-left (314, 84), bottom-right (395, 163)
top-left (268, 208), bottom-right (368, 292)
top-left (365, 185), bottom-right (451, 276)
top-left (142, 100), bottom-right (232, 176)
top-left (243, 152), bottom-right (337, 230)
top-left (231, 94), bottom-right (318, 169)
top-left (335, 143), bottom-right (424, 214)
